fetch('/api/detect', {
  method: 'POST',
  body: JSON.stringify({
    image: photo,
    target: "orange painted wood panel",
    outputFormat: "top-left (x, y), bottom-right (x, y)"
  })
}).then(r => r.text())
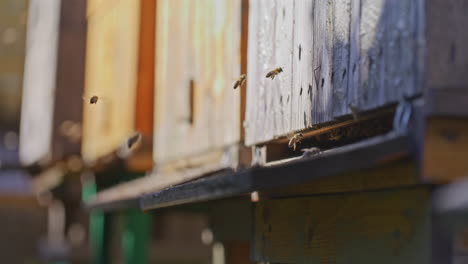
top-left (135, 0), bottom-right (155, 138)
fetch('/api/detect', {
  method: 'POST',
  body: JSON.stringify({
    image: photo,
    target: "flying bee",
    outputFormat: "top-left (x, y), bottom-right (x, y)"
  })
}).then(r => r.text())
top-left (348, 103), bottom-right (362, 121)
top-left (82, 95), bottom-right (107, 105)
top-left (233, 74), bottom-right (246, 89)
top-left (265, 67), bottom-right (283, 80)
top-left (288, 132), bottom-right (303, 151)
top-left (127, 132), bottom-right (142, 149)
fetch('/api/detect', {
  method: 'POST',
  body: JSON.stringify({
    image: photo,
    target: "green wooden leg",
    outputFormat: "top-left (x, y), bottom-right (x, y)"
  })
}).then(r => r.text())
top-left (123, 210), bottom-right (152, 264)
top-left (83, 177), bottom-right (108, 264)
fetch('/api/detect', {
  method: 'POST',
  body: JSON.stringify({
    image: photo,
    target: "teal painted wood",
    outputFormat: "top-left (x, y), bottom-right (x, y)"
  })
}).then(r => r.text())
top-left (123, 210), bottom-right (152, 264)
top-left (253, 188), bottom-right (431, 263)
top-left (82, 177), bottom-right (108, 264)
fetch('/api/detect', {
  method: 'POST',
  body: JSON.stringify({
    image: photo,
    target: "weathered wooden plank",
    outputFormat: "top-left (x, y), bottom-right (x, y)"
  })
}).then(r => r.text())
top-left (253, 188), bottom-right (431, 263)
top-left (82, 0), bottom-right (140, 162)
top-left (313, 0), bottom-right (334, 124)
top-left (291, 0), bottom-right (313, 131)
top-left (332, 0), bottom-right (351, 117)
top-left (19, 0), bottom-right (61, 165)
top-left (346, 0), bottom-right (361, 113)
top-left (359, 0), bottom-right (384, 109)
top-left (273, 0), bottom-right (294, 137)
top-left (245, 0), bottom-right (278, 144)
top-left (246, 0), bottom-right (423, 145)
top-left (154, 0), bottom-right (241, 170)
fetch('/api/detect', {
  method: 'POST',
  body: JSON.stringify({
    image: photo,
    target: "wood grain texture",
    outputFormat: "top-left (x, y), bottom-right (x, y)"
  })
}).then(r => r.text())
top-left (153, 0), bottom-right (241, 168)
top-left (253, 188), bottom-right (431, 263)
top-left (246, 0), bottom-right (423, 145)
top-left (19, 0), bottom-right (62, 165)
top-left (82, 0), bottom-right (140, 162)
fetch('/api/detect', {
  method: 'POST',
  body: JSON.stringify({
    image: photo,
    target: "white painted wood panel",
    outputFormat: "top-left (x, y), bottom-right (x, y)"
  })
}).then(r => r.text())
top-left (19, 0), bottom-right (61, 165)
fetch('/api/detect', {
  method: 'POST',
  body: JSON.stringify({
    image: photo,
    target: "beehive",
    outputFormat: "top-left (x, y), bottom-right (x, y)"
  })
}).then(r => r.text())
top-left (153, 0), bottom-right (242, 176)
top-left (83, 0), bottom-right (154, 163)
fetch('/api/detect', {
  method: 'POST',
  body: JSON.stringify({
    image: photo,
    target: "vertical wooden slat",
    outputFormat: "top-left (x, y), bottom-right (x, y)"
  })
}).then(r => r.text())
top-left (346, 0), bottom-right (361, 113)
top-left (135, 0), bottom-right (155, 138)
top-left (332, 0), bottom-right (352, 117)
top-left (19, 0), bottom-right (61, 165)
top-left (239, 0), bottom-right (249, 141)
top-left (312, 0), bottom-right (334, 124)
top-left (291, 0), bottom-right (314, 131)
top-left (52, 0), bottom-right (87, 162)
top-left (273, 0), bottom-right (294, 137)
top-left (245, 0), bottom-right (277, 145)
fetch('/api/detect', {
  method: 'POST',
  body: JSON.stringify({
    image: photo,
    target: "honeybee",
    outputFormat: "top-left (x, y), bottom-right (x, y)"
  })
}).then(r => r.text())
top-left (265, 67), bottom-right (283, 80)
top-left (127, 132), bottom-right (142, 149)
top-left (288, 132), bottom-right (303, 151)
top-left (233, 74), bottom-right (246, 89)
top-left (348, 104), bottom-right (361, 121)
top-left (83, 95), bottom-right (107, 105)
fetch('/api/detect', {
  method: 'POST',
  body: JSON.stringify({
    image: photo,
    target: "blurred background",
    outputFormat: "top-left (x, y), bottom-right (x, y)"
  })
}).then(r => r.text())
top-left (0, 0), bottom-right (227, 263)
top-left (1, 0), bottom-right (467, 263)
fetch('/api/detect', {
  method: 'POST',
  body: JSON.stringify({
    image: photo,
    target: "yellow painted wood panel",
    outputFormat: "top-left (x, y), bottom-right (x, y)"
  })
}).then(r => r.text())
top-left (154, 0), bottom-right (241, 166)
top-left (82, 0), bottom-right (140, 162)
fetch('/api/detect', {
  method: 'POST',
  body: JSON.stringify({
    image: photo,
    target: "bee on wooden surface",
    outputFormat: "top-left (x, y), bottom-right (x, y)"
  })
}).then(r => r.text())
top-left (127, 132), bottom-right (142, 149)
top-left (288, 132), bottom-right (303, 151)
top-left (265, 67), bottom-right (283, 80)
top-left (233, 74), bottom-right (246, 89)
top-left (82, 95), bottom-right (107, 105)
top-left (348, 104), bottom-right (361, 121)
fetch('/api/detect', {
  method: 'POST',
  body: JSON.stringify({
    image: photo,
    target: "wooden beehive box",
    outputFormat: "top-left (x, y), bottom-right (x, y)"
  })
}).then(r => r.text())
top-left (83, 0), bottom-right (155, 167)
top-left (245, 0), bottom-right (424, 146)
top-left (19, 0), bottom-right (87, 166)
top-left (153, 0), bottom-right (242, 177)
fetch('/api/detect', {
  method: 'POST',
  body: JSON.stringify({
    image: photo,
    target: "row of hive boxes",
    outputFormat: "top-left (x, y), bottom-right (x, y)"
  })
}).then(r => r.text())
top-left (19, 0), bottom-right (423, 174)
top-left (82, 0), bottom-right (244, 174)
